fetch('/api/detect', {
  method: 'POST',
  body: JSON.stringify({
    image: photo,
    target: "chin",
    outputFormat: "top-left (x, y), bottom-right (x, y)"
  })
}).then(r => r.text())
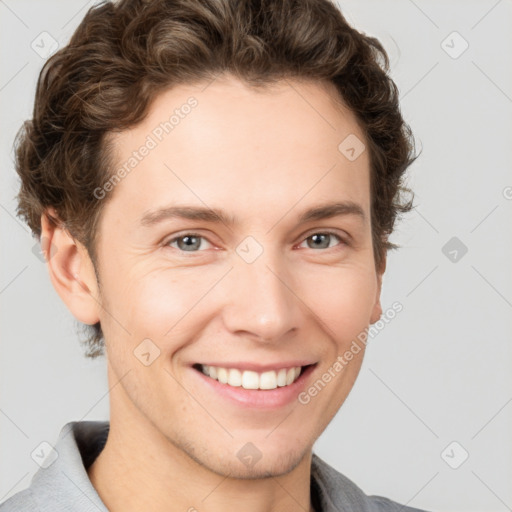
top-left (201, 444), bottom-right (310, 480)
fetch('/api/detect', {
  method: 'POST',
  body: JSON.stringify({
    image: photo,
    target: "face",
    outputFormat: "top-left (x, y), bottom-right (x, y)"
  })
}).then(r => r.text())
top-left (88, 75), bottom-right (383, 478)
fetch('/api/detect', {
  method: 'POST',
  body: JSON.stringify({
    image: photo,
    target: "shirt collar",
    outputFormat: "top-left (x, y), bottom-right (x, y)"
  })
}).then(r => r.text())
top-left (31, 421), bottom-right (109, 512)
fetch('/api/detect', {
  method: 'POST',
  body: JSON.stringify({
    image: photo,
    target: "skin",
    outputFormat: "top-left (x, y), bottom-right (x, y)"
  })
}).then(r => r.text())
top-left (42, 74), bottom-right (385, 512)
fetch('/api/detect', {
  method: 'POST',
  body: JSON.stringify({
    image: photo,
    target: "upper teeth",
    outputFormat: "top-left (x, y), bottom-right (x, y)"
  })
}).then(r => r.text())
top-left (200, 364), bottom-right (302, 390)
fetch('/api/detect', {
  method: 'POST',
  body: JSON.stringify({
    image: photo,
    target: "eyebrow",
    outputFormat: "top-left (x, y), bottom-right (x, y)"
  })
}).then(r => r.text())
top-left (139, 200), bottom-right (366, 228)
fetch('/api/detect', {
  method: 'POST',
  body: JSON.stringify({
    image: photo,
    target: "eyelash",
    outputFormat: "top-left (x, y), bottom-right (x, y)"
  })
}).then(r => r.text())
top-left (164, 230), bottom-right (349, 253)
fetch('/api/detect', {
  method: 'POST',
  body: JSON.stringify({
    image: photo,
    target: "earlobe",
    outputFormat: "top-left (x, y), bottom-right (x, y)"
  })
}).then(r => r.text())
top-left (40, 208), bottom-right (101, 325)
top-left (370, 253), bottom-right (387, 324)
top-left (370, 296), bottom-right (383, 325)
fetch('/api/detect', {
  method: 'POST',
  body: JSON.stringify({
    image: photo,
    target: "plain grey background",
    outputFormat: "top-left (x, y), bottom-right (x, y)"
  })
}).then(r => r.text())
top-left (1, 1), bottom-right (511, 511)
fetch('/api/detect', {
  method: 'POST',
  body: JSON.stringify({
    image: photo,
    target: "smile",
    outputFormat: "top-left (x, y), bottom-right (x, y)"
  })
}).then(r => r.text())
top-left (196, 364), bottom-right (304, 390)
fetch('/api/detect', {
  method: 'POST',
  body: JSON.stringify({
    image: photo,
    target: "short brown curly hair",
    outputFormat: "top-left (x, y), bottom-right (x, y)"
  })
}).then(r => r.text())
top-left (14, 0), bottom-right (418, 358)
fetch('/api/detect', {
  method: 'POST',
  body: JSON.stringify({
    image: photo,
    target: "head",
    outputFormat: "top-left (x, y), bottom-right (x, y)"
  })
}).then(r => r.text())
top-left (16, 0), bottom-right (417, 478)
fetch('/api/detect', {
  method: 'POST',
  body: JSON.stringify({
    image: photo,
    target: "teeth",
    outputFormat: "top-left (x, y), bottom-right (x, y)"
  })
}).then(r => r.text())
top-left (260, 371), bottom-right (278, 390)
top-left (217, 367), bottom-right (228, 384)
top-left (242, 370), bottom-right (260, 389)
top-left (199, 364), bottom-right (303, 390)
top-left (228, 368), bottom-right (242, 387)
top-left (277, 368), bottom-right (287, 387)
top-left (286, 367), bottom-right (296, 385)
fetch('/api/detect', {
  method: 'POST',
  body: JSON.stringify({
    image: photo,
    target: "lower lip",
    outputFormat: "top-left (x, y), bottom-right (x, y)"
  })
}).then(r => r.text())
top-left (192, 364), bottom-right (317, 409)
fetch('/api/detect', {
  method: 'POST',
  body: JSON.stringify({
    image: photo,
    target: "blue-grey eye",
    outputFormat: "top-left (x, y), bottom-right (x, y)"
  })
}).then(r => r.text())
top-left (301, 232), bottom-right (342, 250)
top-left (168, 234), bottom-right (210, 252)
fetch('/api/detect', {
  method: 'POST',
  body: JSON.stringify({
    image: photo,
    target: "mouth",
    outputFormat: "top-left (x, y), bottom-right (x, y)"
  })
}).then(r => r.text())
top-left (192, 363), bottom-right (313, 390)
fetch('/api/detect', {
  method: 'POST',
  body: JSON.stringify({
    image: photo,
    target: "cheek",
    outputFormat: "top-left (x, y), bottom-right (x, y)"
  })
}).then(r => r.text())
top-left (99, 253), bottom-right (377, 357)
top-left (98, 268), bottom-right (202, 389)
top-left (297, 264), bottom-right (377, 344)
top-left (107, 268), bottom-right (214, 348)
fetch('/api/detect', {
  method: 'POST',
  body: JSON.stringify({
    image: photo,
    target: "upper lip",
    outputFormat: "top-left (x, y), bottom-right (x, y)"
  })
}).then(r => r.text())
top-left (193, 361), bottom-right (317, 372)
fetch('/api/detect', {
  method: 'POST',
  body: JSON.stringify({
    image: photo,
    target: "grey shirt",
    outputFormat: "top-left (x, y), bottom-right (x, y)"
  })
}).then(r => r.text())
top-left (0, 421), bottom-right (430, 512)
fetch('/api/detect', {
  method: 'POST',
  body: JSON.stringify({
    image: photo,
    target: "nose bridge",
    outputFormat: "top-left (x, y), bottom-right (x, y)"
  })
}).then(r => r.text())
top-left (221, 240), bottom-right (300, 342)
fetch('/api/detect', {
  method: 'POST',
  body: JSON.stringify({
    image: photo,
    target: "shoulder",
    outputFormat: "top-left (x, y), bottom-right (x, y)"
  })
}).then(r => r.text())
top-left (366, 495), bottom-right (431, 512)
top-left (0, 488), bottom-right (39, 512)
top-left (0, 420), bottom-right (110, 512)
top-left (311, 453), bottom-right (432, 512)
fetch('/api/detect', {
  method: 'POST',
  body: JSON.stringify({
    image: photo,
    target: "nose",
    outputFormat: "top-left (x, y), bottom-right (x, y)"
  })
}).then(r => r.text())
top-left (220, 247), bottom-right (302, 344)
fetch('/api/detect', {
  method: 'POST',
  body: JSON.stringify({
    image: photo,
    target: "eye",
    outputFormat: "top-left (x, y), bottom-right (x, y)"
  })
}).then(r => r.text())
top-left (166, 233), bottom-right (213, 252)
top-left (298, 231), bottom-right (346, 250)
top-left (164, 230), bottom-right (348, 254)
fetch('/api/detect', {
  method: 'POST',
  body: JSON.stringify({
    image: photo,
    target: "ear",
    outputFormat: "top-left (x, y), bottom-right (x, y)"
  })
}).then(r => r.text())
top-left (369, 252), bottom-right (386, 324)
top-left (40, 208), bottom-right (101, 325)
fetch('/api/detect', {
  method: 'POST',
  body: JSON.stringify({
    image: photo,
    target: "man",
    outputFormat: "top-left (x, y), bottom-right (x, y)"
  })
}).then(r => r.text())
top-left (1, 0), bottom-right (428, 511)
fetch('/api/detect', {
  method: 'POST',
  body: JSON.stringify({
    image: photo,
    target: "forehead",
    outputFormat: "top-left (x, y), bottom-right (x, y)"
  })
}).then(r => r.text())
top-left (102, 75), bottom-right (371, 227)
